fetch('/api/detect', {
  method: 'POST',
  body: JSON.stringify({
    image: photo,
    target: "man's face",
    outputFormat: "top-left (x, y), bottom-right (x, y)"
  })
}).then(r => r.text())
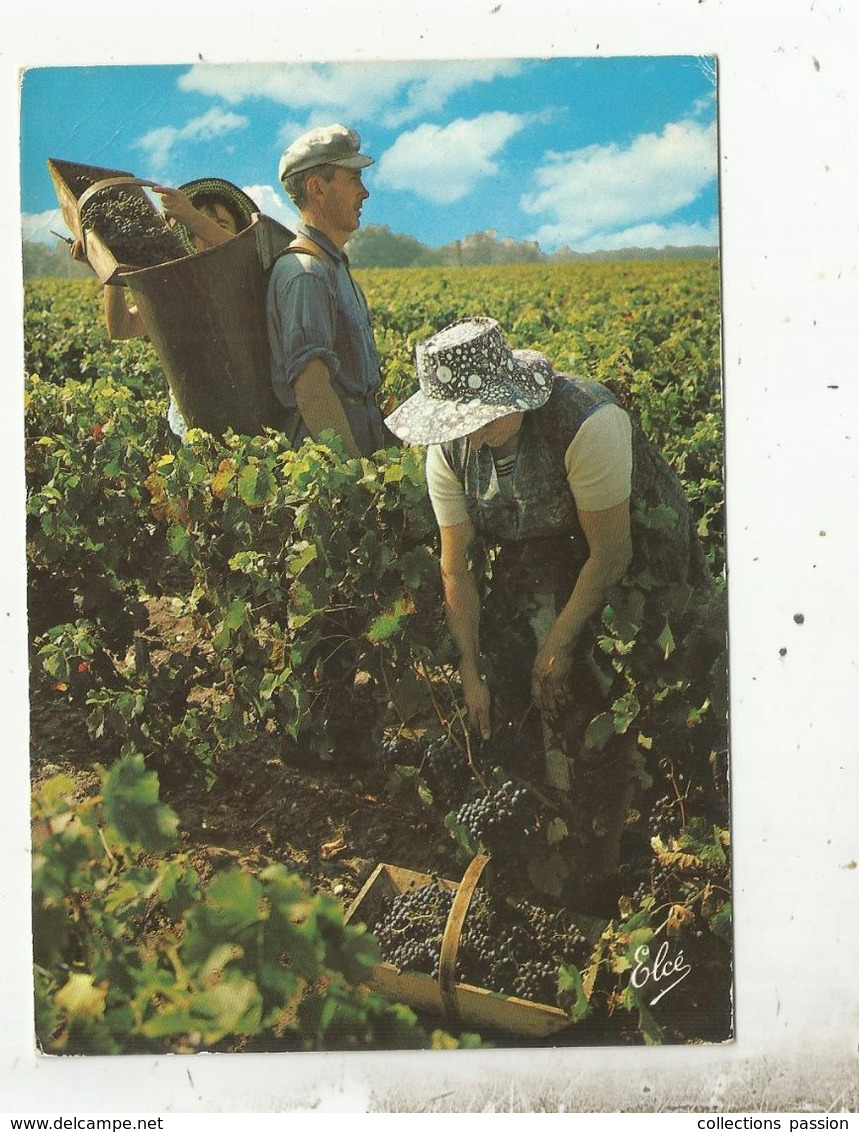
top-left (316, 167), bottom-right (369, 238)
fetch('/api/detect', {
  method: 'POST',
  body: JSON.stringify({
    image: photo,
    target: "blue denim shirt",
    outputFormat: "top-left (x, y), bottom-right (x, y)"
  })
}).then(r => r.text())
top-left (266, 220), bottom-right (385, 455)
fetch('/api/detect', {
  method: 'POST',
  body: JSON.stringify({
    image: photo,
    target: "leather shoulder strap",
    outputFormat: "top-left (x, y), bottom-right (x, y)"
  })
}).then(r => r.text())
top-left (278, 237), bottom-right (337, 275)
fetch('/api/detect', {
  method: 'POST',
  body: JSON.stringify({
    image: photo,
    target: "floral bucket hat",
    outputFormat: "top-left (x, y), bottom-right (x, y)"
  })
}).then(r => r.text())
top-left (172, 178), bottom-right (260, 254)
top-left (385, 317), bottom-right (555, 446)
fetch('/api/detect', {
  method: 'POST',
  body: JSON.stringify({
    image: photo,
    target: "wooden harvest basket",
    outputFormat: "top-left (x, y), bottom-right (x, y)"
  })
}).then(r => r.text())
top-left (48, 156), bottom-right (296, 436)
top-left (47, 157), bottom-right (181, 284)
top-left (344, 856), bottom-right (573, 1038)
top-left (120, 215), bottom-right (294, 435)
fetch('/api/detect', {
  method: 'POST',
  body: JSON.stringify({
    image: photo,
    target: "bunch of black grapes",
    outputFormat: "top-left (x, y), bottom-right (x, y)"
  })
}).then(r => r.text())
top-left (372, 883), bottom-right (590, 1007)
top-left (421, 726), bottom-right (527, 800)
top-left (616, 791), bottom-right (685, 905)
top-left (420, 735), bottom-right (472, 803)
top-left (627, 808), bottom-right (685, 906)
top-left (376, 734), bottom-right (420, 773)
top-left (80, 189), bottom-right (186, 267)
top-left (375, 733), bottom-right (471, 806)
top-left (453, 780), bottom-right (536, 856)
top-left (372, 880), bottom-right (456, 978)
top-left (647, 792), bottom-right (683, 840)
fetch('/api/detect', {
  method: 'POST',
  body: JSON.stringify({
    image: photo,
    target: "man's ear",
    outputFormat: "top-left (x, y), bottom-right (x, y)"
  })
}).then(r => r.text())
top-left (304, 171), bottom-right (326, 201)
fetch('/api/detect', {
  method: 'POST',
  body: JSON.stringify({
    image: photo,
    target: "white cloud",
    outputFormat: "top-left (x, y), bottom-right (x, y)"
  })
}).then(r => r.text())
top-left (241, 183), bottom-right (299, 231)
top-left (380, 61), bottom-right (522, 128)
top-left (572, 219), bottom-right (720, 254)
top-left (133, 107), bottom-right (249, 173)
top-left (376, 112), bottom-right (527, 204)
top-left (178, 60), bottom-right (520, 127)
top-left (22, 208), bottom-right (70, 245)
top-left (522, 118), bottom-right (717, 249)
top-left (276, 119), bottom-right (314, 148)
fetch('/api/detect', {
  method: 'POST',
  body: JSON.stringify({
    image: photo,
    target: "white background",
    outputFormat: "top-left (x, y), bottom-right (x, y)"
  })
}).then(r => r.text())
top-left (2, 0), bottom-right (858, 1115)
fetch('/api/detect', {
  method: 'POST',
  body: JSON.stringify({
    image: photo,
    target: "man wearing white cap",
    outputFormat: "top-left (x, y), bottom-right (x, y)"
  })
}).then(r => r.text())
top-left (267, 124), bottom-right (388, 457)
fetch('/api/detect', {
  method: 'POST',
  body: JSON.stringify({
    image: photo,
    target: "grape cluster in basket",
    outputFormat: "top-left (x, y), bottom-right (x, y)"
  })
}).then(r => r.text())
top-left (459, 892), bottom-right (589, 1004)
top-left (371, 881), bottom-right (590, 1007)
top-left (81, 189), bottom-right (186, 267)
top-left (372, 880), bottom-right (456, 979)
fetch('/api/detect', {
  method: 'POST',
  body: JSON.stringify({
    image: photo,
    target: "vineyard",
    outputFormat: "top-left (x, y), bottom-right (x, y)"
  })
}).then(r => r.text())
top-left (25, 259), bottom-right (730, 1053)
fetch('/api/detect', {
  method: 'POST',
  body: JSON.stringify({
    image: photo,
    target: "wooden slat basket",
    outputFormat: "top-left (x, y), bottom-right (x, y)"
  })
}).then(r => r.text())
top-left (47, 156), bottom-right (297, 436)
top-left (47, 157), bottom-right (183, 284)
top-left (344, 856), bottom-right (573, 1038)
top-left (120, 216), bottom-right (294, 435)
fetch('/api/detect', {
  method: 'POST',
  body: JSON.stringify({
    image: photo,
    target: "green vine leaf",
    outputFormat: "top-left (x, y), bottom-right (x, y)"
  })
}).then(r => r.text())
top-left (102, 753), bottom-right (178, 853)
top-left (546, 817), bottom-right (569, 845)
top-left (658, 621), bottom-right (676, 659)
top-left (584, 712), bottom-right (615, 750)
top-left (366, 596), bottom-right (415, 643)
top-left (557, 963), bottom-right (592, 1022)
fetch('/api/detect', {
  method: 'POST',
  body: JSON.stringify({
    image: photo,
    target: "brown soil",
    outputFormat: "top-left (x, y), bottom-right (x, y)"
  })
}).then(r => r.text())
top-left (28, 599), bottom-right (733, 1049)
top-left (30, 688), bottom-right (463, 908)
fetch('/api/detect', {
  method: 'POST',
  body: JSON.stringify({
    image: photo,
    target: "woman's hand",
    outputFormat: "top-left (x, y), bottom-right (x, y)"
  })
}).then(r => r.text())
top-left (152, 185), bottom-right (234, 248)
top-left (151, 185), bottom-right (197, 226)
top-left (460, 667), bottom-right (492, 740)
top-left (532, 643), bottom-right (575, 716)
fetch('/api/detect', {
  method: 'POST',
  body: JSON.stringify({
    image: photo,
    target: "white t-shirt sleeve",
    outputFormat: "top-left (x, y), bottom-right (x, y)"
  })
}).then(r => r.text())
top-left (426, 443), bottom-right (470, 528)
top-left (564, 403), bottom-right (633, 512)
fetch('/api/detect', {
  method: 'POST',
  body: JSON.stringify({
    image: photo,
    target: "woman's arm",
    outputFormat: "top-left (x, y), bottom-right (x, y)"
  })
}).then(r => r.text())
top-left (153, 186), bottom-right (235, 248)
top-left (532, 498), bottom-right (633, 714)
top-left (103, 285), bottom-right (145, 340)
top-left (439, 517), bottom-right (492, 739)
top-left (68, 239), bottom-right (144, 340)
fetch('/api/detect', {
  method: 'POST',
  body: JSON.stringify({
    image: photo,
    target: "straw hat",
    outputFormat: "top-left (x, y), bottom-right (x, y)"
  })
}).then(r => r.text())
top-left (172, 178), bottom-right (259, 253)
top-left (385, 317), bottom-right (554, 446)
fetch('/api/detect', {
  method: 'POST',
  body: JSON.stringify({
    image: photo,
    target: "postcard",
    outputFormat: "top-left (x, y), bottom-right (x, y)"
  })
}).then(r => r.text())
top-left (4, 1), bottom-right (858, 1116)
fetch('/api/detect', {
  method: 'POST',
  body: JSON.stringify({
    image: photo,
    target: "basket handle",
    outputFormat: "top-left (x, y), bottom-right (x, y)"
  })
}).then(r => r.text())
top-left (76, 176), bottom-right (159, 217)
top-left (438, 854), bottom-right (491, 1024)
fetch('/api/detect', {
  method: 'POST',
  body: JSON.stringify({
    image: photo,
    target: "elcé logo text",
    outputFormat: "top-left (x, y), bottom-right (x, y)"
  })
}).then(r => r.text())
top-left (630, 940), bottom-right (691, 1004)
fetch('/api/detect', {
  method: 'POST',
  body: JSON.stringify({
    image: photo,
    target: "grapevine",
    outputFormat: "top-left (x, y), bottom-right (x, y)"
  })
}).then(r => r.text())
top-left (25, 257), bottom-right (730, 1047)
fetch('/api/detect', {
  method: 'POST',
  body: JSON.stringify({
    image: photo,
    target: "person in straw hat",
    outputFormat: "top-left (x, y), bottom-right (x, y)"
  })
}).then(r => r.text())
top-left (268, 124), bottom-right (390, 458)
top-left (73, 178), bottom-right (260, 438)
top-left (385, 316), bottom-right (714, 897)
top-left (97, 178), bottom-right (259, 342)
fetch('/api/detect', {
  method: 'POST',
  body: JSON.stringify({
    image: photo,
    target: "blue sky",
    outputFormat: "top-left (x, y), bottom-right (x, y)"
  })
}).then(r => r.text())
top-left (20, 56), bottom-right (718, 254)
